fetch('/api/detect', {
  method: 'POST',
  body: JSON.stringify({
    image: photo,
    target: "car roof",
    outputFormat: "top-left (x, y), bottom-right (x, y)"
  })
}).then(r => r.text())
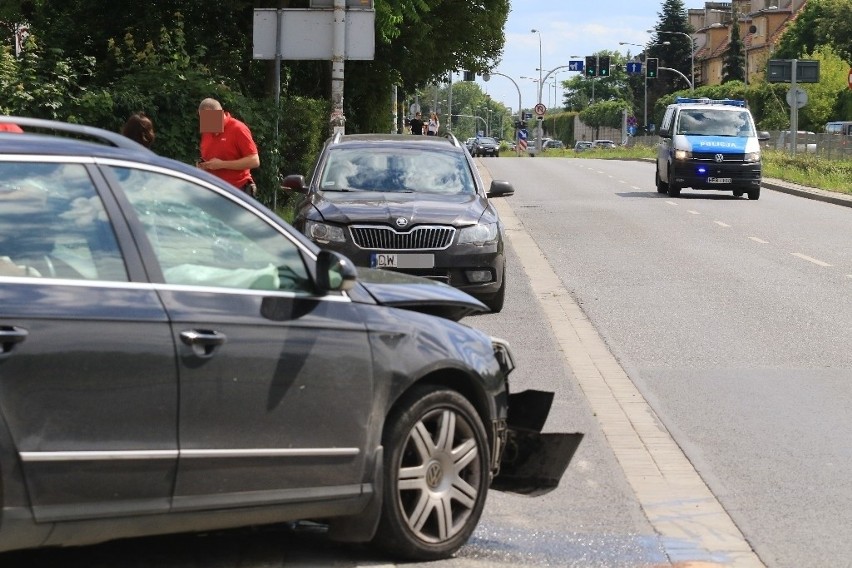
top-left (0, 115), bottom-right (241, 191)
top-left (329, 133), bottom-right (464, 151)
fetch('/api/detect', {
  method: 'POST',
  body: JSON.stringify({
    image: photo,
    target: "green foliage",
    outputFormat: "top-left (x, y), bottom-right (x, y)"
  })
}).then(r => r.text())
top-left (775, 0), bottom-right (852, 65)
top-left (580, 100), bottom-right (631, 130)
top-left (543, 111), bottom-right (577, 144)
top-left (722, 16), bottom-right (745, 83)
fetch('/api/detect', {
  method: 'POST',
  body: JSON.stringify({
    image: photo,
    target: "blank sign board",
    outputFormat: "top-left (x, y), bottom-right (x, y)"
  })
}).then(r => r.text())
top-left (253, 8), bottom-right (375, 61)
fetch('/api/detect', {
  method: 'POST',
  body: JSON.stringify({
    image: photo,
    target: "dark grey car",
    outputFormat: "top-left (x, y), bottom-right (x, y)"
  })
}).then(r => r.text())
top-left (472, 136), bottom-right (500, 157)
top-left (0, 117), bottom-right (581, 561)
top-left (286, 134), bottom-right (514, 312)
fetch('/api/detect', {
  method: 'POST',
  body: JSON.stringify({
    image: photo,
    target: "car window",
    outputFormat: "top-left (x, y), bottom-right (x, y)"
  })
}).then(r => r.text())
top-left (111, 167), bottom-right (312, 292)
top-left (676, 109), bottom-right (754, 137)
top-left (319, 147), bottom-right (475, 195)
top-left (0, 161), bottom-right (128, 281)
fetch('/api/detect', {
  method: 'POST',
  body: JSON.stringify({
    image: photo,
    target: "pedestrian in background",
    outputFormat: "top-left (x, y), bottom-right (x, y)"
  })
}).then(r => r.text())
top-left (409, 111), bottom-right (425, 135)
top-left (427, 112), bottom-right (439, 136)
top-left (121, 112), bottom-right (155, 148)
top-left (197, 98), bottom-right (260, 196)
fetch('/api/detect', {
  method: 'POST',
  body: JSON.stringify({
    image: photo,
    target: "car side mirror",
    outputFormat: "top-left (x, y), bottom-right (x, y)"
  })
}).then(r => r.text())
top-left (281, 174), bottom-right (308, 194)
top-left (757, 131), bottom-right (771, 141)
top-left (315, 250), bottom-right (358, 293)
top-left (488, 180), bottom-right (515, 198)
top-left (658, 128), bottom-right (671, 138)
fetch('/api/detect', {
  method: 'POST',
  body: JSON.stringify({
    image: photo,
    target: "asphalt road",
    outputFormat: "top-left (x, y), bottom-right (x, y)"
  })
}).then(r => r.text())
top-left (481, 157), bottom-right (852, 568)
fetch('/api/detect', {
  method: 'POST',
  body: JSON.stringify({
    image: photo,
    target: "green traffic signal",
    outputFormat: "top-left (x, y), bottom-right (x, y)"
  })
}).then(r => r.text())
top-left (646, 58), bottom-right (658, 79)
top-left (585, 56), bottom-right (597, 77)
top-left (599, 56), bottom-right (610, 77)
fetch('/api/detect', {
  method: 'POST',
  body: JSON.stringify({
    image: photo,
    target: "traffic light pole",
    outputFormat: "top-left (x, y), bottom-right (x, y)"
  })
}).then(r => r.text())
top-left (659, 66), bottom-right (694, 92)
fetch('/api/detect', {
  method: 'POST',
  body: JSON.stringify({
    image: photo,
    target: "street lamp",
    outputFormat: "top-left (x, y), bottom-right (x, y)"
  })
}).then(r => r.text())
top-left (531, 29), bottom-right (543, 152)
top-left (649, 29), bottom-right (695, 92)
top-left (619, 41), bottom-right (649, 129)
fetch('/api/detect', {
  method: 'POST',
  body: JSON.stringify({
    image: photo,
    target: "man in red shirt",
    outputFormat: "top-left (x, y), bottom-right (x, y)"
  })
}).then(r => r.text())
top-left (197, 98), bottom-right (260, 195)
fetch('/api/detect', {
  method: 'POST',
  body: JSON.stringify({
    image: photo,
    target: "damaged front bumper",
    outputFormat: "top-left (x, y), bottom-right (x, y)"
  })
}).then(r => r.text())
top-left (491, 389), bottom-right (584, 496)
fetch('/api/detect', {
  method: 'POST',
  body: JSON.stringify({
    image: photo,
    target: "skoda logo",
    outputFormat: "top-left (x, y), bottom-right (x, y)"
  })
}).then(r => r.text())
top-left (715, 154), bottom-right (724, 162)
top-left (395, 217), bottom-right (409, 227)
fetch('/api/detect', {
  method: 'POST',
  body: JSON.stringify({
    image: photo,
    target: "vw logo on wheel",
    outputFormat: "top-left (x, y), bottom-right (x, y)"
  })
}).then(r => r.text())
top-left (395, 217), bottom-right (409, 227)
top-left (715, 154), bottom-right (724, 162)
top-left (425, 462), bottom-right (443, 488)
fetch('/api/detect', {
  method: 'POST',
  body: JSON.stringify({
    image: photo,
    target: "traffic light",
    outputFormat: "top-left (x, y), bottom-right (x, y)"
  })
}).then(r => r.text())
top-left (598, 56), bottom-right (611, 77)
top-left (463, 70), bottom-right (475, 81)
top-left (585, 56), bottom-right (597, 78)
top-left (646, 58), bottom-right (658, 79)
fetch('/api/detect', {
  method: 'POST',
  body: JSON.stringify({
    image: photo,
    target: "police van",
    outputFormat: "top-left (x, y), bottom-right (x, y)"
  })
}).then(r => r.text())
top-left (656, 97), bottom-right (770, 200)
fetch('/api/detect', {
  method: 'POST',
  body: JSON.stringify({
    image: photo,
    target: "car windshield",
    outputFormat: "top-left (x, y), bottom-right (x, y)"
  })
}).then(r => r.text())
top-left (319, 147), bottom-right (476, 195)
top-left (477, 137), bottom-right (498, 145)
top-left (676, 109), bottom-right (755, 137)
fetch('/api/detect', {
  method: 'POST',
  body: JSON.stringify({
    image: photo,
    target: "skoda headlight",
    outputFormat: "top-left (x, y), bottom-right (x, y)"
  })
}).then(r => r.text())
top-left (305, 220), bottom-right (346, 243)
top-left (674, 149), bottom-right (692, 160)
top-left (744, 151), bottom-right (761, 163)
top-left (458, 223), bottom-right (498, 245)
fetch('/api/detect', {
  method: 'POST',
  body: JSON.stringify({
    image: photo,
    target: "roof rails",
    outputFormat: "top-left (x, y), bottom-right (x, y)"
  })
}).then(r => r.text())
top-left (0, 115), bottom-right (153, 151)
top-left (674, 97), bottom-right (746, 108)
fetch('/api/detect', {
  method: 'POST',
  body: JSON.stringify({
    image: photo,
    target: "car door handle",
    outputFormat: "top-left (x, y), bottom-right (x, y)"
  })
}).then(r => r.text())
top-left (179, 330), bottom-right (227, 357)
top-left (0, 326), bottom-right (29, 355)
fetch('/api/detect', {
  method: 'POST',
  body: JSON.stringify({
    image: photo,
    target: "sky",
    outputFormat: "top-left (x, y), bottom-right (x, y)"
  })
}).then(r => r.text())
top-left (463, 0), bottom-right (700, 115)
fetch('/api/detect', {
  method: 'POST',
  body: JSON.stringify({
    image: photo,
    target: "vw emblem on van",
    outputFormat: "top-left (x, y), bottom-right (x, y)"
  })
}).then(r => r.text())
top-left (395, 217), bottom-right (409, 227)
top-left (715, 154), bottom-right (724, 162)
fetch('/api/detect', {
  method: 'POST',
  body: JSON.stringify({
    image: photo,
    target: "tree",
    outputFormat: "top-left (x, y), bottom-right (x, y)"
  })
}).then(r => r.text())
top-left (775, 0), bottom-right (852, 65)
top-left (647, 0), bottom-right (693, 123)
top-left (722, 14), bottom-right (745, 83)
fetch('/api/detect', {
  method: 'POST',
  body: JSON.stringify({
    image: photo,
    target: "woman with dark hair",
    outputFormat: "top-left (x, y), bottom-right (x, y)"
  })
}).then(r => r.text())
top-left (121, 112), bottom-right (155, 148)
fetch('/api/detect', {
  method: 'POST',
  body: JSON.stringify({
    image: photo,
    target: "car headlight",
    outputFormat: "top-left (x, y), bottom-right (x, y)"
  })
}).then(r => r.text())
top-left (458, 223), bottom-right (498, 245)
top-left (744, 151), bottom-right (760, 163)
top-left (674, 149), bottom-right (692, 160)
top-left (305, 220), bottom-right (346, 243)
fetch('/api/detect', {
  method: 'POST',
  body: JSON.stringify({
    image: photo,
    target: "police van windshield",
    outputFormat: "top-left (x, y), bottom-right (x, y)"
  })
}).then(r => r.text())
top-left (676, 109), bottom-right (755, 137)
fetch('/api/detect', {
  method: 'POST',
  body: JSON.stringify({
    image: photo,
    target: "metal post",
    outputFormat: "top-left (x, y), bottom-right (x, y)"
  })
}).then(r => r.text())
top-left (790, 58), bottom-right (798, 157)
top-left (447, 73), bottom-right (453, 134)
top-left (330, 0), bottom-right (346, 135)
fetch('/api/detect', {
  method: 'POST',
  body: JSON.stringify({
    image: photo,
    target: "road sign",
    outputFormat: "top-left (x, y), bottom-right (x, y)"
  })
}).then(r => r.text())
top-left (626, 62), bottom-right (642, 75)
top-left (568, 60), bottom-right (584, 72)
top-left (767, 59), bottom-right (820, 83)
top-left (785, 87), bottom-right (808, 109)
top-left (534, 103), bottom-right (546, 116)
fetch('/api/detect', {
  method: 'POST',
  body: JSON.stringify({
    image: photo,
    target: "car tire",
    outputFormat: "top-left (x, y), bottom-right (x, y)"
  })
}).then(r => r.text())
top-left (666, 167), bottom-right (681, 197)
top-left (733, 190), bottom-right (744, 198)
top-left (480, 272), bottom-right (506, 313)
top-left (747, 187), bottom-right (760, 200)
top-left (372, 385), bottom-right (490, 561)
top-left (655, 167), bottom-right (668, 194)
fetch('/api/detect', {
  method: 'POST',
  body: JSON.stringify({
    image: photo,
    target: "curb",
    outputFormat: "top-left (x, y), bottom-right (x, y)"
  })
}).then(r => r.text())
top-left (761, 178), bottom-right (852, 208)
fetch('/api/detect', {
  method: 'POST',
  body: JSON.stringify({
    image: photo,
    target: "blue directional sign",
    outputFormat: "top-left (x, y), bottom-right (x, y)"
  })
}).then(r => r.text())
top-left (627, 62), bottom-right (643, 75)
top-left (568, 60), bottom-right (584, 72)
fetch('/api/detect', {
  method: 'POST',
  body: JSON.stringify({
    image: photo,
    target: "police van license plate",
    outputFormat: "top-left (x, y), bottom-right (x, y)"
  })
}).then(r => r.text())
top-left (708, 177), bottom-right (732, 184)
top-left (371, 253), bottom-right (434, 269)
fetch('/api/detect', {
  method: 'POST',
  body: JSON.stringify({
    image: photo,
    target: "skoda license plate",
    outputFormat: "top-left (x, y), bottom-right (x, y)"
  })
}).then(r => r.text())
top-left (708, 177), bottom-right (732, 184)
top-left (371, 253), bottom-right (434, 269)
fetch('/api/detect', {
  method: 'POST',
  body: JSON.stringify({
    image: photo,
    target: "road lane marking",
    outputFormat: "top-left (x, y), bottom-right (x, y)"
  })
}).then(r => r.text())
top-left (474, 160), bottom-right (763, 568)
top-left (748, 237), bottom-right (768, 243)
top-left (715, 221), bottom-right (731, 228)
top-left (791, 253), bottom-right (832, 267)
top-left (687, 210), bottom-right (700, 215)
top-left (665, 201), bottom-right (679, 206)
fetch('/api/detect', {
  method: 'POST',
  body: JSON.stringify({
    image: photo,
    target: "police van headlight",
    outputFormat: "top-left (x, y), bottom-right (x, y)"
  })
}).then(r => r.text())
top-left (674, 149), bottom-right (692, 160)
top-left (744, 151), bottom-right (760, 163)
